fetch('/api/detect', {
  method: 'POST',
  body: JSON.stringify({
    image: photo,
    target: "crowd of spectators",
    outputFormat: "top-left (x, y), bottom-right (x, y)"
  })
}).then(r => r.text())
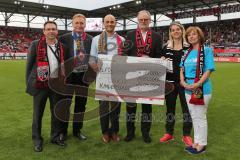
top-left (0, 27), bottom-right (41, 53)
top-left (0, 19), bottom-right (239, 56)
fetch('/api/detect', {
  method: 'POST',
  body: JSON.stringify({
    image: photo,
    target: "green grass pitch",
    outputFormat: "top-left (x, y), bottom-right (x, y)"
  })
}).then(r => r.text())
top-left (0, 60), bottom-right (239, 160)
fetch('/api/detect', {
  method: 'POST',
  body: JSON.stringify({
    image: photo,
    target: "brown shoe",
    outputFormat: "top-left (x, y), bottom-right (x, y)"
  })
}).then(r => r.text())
top-left (102, 134), bottom-right (110, 143)
top-left (111, 133), bottom-right (120, 142)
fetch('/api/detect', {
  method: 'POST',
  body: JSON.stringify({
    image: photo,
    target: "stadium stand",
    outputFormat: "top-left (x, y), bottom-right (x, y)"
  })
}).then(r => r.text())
top-left (0, 26), bottom-right (69, 59)
top-left (1, 18), bottom-right (239, 55)
top-left (156, 19), bottom-right (240, 46)
top-left (0, 27), bottom-right (41, 53)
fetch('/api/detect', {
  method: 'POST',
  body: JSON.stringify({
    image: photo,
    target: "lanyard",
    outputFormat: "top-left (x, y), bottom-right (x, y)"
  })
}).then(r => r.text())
top-left (48, 44), bottom-right (60, 62)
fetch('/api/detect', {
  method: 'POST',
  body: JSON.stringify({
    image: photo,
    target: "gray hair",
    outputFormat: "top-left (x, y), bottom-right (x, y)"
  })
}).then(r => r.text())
top-left (72, 14), bottom-right (86, 21)
top-left (137, 10), bottom-right (151, 20)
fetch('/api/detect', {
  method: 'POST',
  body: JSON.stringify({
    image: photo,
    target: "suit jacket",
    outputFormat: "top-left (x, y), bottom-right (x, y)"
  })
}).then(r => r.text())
top-left (26, 40), bottom-right (39, 96)
top-left (124, 29), bottom-right (162, 58)
top-left (25, 40), bottom-right (67, 96)
top-left (59, 32), bottom-right (93, 82)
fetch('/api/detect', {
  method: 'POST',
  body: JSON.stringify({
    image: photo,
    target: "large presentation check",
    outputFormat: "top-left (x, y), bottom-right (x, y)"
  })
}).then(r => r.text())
top-left (95, 55), bottom-right (167, 105)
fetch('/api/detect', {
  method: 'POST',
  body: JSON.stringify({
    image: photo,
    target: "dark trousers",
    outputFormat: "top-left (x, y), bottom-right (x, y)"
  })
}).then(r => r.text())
top-left (165, 82), bottom-right (192, 136)
top-left (62, 72), bottom-right (88, 136)
top-left (32, 89), bottom-right (62, 145)
top-left (61, 95), bottom-right (87, 135)
top-left (99, 101), bottom-right (121, 135)
top-left (126, 103), bottom-right (152, 136)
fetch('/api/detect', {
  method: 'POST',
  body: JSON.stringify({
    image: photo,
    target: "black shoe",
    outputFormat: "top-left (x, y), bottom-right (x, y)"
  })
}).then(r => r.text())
top-left (60, 133), bottom-right (67, 141)
top-left (34, 144), bottom-right (42, 152)
top-left (142, 134), bottom-right (152, 143)
top-left (185, 146), bottom-right (194, 153)
top-left (59, 133), bottom-right (65, 141)
top-left (124, 134), bottom-right (135, 142)
top-left (185, 146), bottom-right (206, 154)
top-left (51, 139), bottom-right (66, 147)
top-left (73, 132), bottom-right (87, 140)
top-left (51, 134), bottom-right (66, 147)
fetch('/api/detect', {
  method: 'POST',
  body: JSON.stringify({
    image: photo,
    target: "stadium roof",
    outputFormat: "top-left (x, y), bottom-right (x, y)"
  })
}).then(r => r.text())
top-left (0, 0), bottom-right (239, 20)
top-left (95, 0), bottom-right (239, 20)
top-left (21, 0), bottom-right (134, 11)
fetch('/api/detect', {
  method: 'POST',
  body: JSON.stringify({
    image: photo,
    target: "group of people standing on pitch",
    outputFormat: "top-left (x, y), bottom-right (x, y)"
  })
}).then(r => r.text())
top-left (26, 9), bottom-right (215, 155)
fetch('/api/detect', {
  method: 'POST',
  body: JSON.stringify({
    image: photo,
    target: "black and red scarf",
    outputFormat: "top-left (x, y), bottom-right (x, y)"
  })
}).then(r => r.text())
top-left (36, 35), bottom-right (65, 89)
top-left (182, 45), bottom-right (205, 105)
top-left (135, 28), bottom-right (152, 57)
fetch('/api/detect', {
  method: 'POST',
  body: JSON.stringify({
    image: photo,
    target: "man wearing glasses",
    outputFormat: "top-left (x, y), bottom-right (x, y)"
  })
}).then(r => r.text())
top-left (26, 21), bottom-right (66, 152)
top-left (123, 10), bottom-right (162, 143)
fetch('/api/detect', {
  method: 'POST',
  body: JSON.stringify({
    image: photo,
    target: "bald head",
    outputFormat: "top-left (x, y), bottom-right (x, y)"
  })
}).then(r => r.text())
top-left (104, 14), bottom-right (116, 22)
top-left (104, 14), bottom-right (116, 34)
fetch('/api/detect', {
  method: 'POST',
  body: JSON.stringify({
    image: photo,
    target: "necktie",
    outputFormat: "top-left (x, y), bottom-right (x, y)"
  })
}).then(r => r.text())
top-left (76, 36), bottom-right (81, 56)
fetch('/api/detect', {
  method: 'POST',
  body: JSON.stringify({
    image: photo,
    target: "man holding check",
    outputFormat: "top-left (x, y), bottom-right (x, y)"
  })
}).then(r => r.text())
top-left (90, 14), bottom-right (125, 143)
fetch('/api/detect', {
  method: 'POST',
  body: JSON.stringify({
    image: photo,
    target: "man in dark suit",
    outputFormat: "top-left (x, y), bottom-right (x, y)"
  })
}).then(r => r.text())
top-left (59, 14), bottom-right (92, 141)
top-left (124, 10), bottom-right (162, 143)
top-left (26, 21), bottom-right (66, 152)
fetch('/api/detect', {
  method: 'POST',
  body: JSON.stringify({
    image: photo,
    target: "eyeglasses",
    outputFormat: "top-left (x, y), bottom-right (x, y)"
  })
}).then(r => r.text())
top-left (139, 18), bottom-right (150, 22)
top-left (44, 28), bottom-right (57, 31)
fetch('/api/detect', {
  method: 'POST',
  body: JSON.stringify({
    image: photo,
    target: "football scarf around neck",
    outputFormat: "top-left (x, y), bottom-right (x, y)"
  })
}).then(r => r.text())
top-left (182, 45), bottom-right (205, 105)
top-left (135, 28), bottom-right (152, 57)
top-left (36, 35), bottom-right (65, 89)
top-left (98, 31), bottom-right (123, 55)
